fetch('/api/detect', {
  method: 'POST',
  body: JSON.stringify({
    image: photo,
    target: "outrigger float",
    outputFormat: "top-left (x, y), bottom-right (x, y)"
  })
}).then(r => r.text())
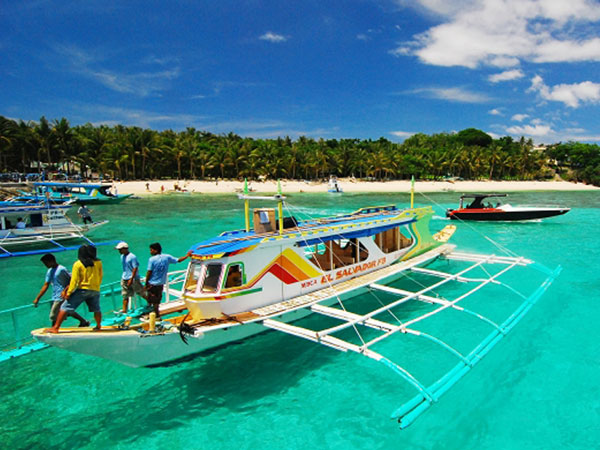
top-left (32, 182), bottom-right (560, 428)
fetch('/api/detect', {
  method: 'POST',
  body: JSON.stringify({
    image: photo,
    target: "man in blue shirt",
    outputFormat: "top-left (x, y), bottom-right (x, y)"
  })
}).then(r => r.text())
top-left (33, 253), bottom-right (89, 327)
top-left (115, 241), bottom-right (144, 313)
top-left (145, 242), bottom-right (191, 317)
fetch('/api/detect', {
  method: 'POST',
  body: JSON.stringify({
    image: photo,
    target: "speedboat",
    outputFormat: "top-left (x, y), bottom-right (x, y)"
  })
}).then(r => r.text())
top-left (446, 193), bottom-right (570, 221)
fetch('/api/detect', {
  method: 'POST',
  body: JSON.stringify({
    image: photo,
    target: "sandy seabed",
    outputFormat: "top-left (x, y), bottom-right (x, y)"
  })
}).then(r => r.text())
top-left (113, 179), bottom-right (600, 196)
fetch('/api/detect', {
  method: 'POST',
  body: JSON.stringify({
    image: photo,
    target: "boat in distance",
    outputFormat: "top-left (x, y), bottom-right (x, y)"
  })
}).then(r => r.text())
top-left (446, 193), bottom-right (570, 221)
top-left (0, 200), bottom-right (108, 257)
top-left (32, 187), bottom-right (561, 428)
top-left (15, 181), bottom-right (132, 205)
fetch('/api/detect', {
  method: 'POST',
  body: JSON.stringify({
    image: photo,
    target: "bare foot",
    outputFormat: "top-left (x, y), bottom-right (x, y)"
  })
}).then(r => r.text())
top-left (44, 328), bottom-right (59, 334)
top-left (92, 327), bottom-right (101, 332)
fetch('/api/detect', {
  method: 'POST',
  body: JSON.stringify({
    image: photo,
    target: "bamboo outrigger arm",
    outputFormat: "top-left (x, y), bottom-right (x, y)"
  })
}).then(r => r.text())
top-left (261, 250), bottom-right (561, 429)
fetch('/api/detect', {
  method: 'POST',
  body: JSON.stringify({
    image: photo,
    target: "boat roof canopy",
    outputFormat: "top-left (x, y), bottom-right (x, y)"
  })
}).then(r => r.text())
top-left (190, 206), bottom-right (413, 258)
top-left (34, 182), bottom-right (110, 189)
top-left (0, 202), bottom-right (70, 213)
top-left (459, 193), bottom-right (508, 200)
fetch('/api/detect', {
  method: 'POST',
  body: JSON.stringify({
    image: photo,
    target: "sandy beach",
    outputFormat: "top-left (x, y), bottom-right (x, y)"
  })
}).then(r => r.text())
top-left (114, 179), bottom-right (600, 196)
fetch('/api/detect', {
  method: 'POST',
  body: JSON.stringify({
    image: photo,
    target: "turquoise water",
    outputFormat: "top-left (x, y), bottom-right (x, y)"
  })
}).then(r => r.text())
top-left (1, 191), bottom-right (599, 449)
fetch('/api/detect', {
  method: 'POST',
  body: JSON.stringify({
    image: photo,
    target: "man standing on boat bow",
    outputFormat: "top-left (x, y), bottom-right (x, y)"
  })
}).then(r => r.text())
top-left (33, 253), bottom-right (88, 327)
top-left (145, 243), bottom-right (191, 318)
top-left (115, 241), bottom-right (144, 314)
top-left (45, 245), bottom-right (103, 333)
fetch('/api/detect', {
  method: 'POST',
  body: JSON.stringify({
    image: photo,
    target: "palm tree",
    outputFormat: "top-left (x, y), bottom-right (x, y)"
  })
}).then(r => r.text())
top-left (194, 143), bottom-right (213, 179)
top-left (34, 116), bottom-right (53, 171)
top-left (0, 117), bottom-right (17, 171)
top-left (52, 118), bottom-right (74, 174)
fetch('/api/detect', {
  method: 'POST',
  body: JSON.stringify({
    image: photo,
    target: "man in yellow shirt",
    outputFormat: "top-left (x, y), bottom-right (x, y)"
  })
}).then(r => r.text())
top-left (46, 245), bottom-right (103, 333)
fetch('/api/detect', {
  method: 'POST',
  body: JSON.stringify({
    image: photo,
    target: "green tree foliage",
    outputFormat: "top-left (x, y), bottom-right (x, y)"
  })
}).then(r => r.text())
top-left (0, 115), bottom-right (577, 184)
top-left (546, 142), bottom-right (600, 185)
top-left (455, 128), bottom-right (493, 148)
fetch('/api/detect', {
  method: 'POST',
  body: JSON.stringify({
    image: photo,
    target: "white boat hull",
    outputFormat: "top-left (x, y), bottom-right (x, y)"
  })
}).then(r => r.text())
top-left (33, 302), bottom-right (321, 367)
top-left (33, 243), bottom-right (455, 367)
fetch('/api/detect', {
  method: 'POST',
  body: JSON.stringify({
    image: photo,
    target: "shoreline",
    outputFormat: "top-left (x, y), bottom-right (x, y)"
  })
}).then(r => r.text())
top-left (112, 179), bottom-right (600, 196)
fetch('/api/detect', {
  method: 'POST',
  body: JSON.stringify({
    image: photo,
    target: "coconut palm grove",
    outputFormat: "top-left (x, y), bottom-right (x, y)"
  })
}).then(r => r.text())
top-left (1, 115), bottom-right (599, 185)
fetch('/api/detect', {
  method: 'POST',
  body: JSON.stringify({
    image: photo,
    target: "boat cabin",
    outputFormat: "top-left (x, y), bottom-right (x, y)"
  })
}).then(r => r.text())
top-left (34, 182), bottom-right (116, 198)
top-left (0, 203), bottom-right (73, 235)
top-left (181, 201), bottom-right (422, 320)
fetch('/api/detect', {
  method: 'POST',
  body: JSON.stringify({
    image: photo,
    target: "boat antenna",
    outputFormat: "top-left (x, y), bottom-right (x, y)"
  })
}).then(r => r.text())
top-left (244, 178), bottom-right (250, 232)
top-left (277, 179), bottom-right (284, 234)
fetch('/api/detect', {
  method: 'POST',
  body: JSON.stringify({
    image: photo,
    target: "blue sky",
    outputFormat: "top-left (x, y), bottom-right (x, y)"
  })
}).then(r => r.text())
top-left (2, 0), bottom-right (600, 144)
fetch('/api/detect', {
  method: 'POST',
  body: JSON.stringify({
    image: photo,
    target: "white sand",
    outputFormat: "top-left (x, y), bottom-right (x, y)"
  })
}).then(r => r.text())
top-left (113, 179), bottom-right (599, 196)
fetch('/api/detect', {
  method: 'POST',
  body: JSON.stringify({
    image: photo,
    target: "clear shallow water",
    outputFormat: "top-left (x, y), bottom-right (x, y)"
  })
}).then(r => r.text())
top-left (1, 191), bottom-right (599, 450)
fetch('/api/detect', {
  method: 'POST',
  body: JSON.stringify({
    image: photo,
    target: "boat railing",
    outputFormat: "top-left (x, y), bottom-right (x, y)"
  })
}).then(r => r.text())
top-left (0, 269), bottom-right (187, 362)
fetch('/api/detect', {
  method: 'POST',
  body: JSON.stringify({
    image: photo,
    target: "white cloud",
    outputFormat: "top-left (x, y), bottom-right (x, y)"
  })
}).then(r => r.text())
top-left (506, 123), bottom-right (554, 137)
top-left (390, 131), bottom-right (417, 139)
top-left (393, 0), bottom-right (600, 68)
top-left (511, 113), bottom-right (529, 121)
top-left (410, 86), bottom-right (491, 103)
top-left (488, 108), bottom-right (503, 116)
top-left (488, 69), bottom-right (524, 83)
top-left (90, 68), bottom-right (180, 96)
top-left (259, 32), bottom-right (288, 43)
top-left (53, 44), bottom-right (179, 97)
top-left (529, 75), bottom-right (600, 107)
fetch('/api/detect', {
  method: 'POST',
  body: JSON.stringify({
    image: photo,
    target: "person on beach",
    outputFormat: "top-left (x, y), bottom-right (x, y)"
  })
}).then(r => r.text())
top-left (33, 254), bottom-right (88, 327)
top-left (46, 245), bottom-right (103, 333)
top-left (145, 182), bottom-right (150, 192)
top-left (145, 243), bottom-right (191, 317)
top-left (77, 204), bottom-right (93, 224)
top-left (115, 241), bottom-right (144, 313)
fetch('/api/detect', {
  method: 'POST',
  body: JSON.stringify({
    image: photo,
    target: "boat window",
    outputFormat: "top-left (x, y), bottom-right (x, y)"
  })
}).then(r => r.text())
top-left (184, 262), bottom-right (204, 294)
top-left (303, 243), bottom-right (326, 258)
top-left (30, 213), bottom-right (43, 227)
top-left (224, 263), bottom-right (244, 288)
top-left (373, 227), bottom-right (413, 254)
top-left (305, 239), bottom-right (369, 270)
top-left (201, 263), bottom-right (223, 293)
top-left (330, 239), bottom-right (362, 268)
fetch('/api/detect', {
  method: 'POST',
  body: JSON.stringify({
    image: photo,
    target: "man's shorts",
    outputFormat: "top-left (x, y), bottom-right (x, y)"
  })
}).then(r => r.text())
top-left (146, 284), bottom-right (164, 305)
top-left (121, 277), bottom-right (144, 299)
top-left (50, 300), bottom-right (64, 323)
top-left (61, 289), bottom-right (101, 313)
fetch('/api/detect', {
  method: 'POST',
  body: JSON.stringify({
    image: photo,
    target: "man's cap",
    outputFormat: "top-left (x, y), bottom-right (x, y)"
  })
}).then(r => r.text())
top-left (115, 241), bottom-right (129, 250)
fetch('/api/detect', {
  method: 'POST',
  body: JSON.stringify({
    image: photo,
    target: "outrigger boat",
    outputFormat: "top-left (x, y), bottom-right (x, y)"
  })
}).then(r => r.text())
top-left (32, 184), bottom-right (560, 428)
top-left (446, 193), bottom-right (570, 221)
top-left (15, 181), bottom-right (132, 205)
top-left (0, 201), bottom-right (108, 258)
